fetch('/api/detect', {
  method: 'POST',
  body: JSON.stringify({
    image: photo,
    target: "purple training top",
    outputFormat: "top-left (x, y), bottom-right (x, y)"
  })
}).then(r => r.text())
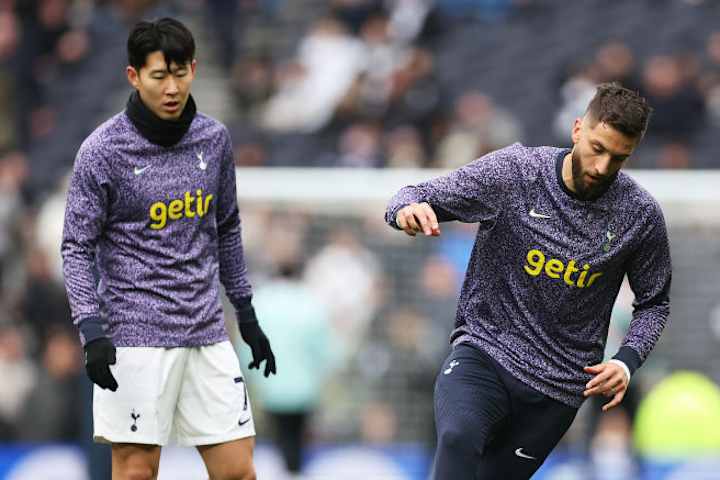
top-left (385, 143), bottom-right (671, 407)
top-left (62, 111), bottom-right (251, 347)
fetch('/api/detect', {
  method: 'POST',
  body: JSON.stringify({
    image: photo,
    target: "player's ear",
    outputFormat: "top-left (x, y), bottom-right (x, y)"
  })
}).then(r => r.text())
top-left (126, 66), bottom-right (140, 89)
top-left (571, 117), bottom-right (583, 145)
top-left (190, 59), bottom-right (197, 75)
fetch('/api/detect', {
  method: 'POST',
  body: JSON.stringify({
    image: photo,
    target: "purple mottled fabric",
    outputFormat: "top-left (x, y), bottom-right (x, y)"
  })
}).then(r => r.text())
top-left (62, 111), bottom-right (252, 347)
top-left (385, 143), bottom-right (671, 407)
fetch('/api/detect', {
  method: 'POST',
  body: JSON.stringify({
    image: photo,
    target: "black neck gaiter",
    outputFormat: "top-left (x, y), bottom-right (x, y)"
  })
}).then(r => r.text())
top-left (125, 91), bottom-right (197, 147)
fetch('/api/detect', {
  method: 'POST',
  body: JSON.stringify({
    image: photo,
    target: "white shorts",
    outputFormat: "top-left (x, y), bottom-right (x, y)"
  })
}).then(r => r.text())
top-left (93, 340), bottom-right (255, 446)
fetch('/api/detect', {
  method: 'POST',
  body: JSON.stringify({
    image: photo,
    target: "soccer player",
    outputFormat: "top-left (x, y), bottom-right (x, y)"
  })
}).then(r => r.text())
top-left (61, 18), bottom-right (275, 480)
top-left (385, 83), bottom-right (671, 479)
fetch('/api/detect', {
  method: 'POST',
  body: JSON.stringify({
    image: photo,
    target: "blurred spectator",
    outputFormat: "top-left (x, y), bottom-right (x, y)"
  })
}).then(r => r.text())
top-left (361, 307), bottom-right (436, 446)
top-left (415, 256), bottom-right (460, 363)
top-left (231, 56), bottom-right (274, 118)
top-left (359, 401), bottom-right (397, 444)
top-left (19, 247), bottom-right (72, 345)
top-left (384, 125), bottom-right (427, 168)
top-left (331, 0), bottom-right (384, 35)
top-left (205, 0), bottom-right (241, 71)
top-left (593, 41), bottom-right (638, 88)
top-left (640, 54), bottom-right (706, 167)
top-left (0, 324), bottom-right (37, 441)
top-left (553, 65), bottom-right (597, 143)
top-left (33, 174), bottom-right (68, 281)
top-left (16, 326), bottom-right (83, 442)
top-left (634, 371), bottom-right (720, 459)
top-left (354, 13), bottom-right (408, 118)
top-left (641, 54), bottom-right (705, 142)
top-left (554, 41), bottom-right (638, 143)
top-left (589, 408), bottom-right (637, 480)
top-left (251, 211), bottom-right (309, 275)
top-left (249, 259), bottom-right (335, 476)
top-left (384, 47), bottom-right (444, 150)
top-left (0, 151), bottom-right (28, 263)
top-left (260, 18), bottom-right (366, 133)
top-left (702, 31), bottom-right (720, 128)
top-left (0, 10), bottom-right (19, 152)
top-left (12, 0), bottom-right (75, 147)
top-left (434, 90), bottom-right (521, 168)
top-left (337, 122), bottom-right (383, 167)
top-left (305, 228), bottom-right (381, 356)
top-left (585, 280), bottom-right (641, 478)
top-left (387, 0), bottom-right (434, 45)
top-left (234, 139), bottom-right (269, 167)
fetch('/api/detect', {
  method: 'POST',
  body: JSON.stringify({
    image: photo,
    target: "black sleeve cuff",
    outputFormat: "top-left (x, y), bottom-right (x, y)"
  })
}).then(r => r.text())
top-left (612, 346), bottom-right (642, 375)
top-left (235, 297), bottom-right (258, 324)
top-left (77, 315), bottom-right (107, 346)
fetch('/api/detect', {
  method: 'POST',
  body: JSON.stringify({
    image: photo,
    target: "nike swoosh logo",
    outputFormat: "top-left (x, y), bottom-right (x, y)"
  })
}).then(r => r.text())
top-left (133, 165), bottom-right (151, 175)
top-left (529, 209), bottom-right (551, 219)
top-left (515, 448), bottom-right (537, 460)
top-left (238, 417), bottom-right (251, 426)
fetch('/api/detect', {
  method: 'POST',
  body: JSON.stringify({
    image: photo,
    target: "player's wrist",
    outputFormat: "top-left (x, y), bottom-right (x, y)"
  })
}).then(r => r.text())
top-left (77, 315), bottom-right (107, 346)
top-left (612, 346), bottom-right (641, 376)
top-left (393, 206), bottom-right (408, 230)
top-left (608, 359), bottom-right (631, 384)
top-left (236, 305), bottom-right (258, 325)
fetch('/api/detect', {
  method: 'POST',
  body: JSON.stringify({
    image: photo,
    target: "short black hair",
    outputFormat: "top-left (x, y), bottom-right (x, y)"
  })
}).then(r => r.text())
top-left (127, 17), bottom-right (195, 71)
top-left (585, 82), bottom-right (652, 138)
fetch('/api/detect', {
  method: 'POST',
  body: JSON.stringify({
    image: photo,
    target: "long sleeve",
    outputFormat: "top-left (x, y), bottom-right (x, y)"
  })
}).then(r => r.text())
top-left (216, 129), bottom-right (254, 316)
top-left (61, 145), bottom-right (110, 345)
top-left (384, 145), bottom-right (516, 228)
top-left (59, 112), bottom-right (254, 347)
top-left (613, 200), bottom-right (672, 374)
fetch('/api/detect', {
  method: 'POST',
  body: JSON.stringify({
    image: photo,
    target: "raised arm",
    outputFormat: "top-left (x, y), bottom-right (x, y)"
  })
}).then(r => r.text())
top-left (385, 147), bottom-right (514, 235)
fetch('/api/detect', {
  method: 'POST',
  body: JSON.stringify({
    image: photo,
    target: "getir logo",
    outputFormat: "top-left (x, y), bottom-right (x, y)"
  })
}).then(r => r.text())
top-left (149, 189), bottom-right (213, 230)
top-left (523, 248), bottom-right (603, 288)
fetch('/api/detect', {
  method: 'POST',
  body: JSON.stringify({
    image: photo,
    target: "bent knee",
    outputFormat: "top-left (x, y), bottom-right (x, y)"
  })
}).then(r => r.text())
top-left (438, 425), bottom-right (469, 451)
top-left (438, 419), bottom-right (492, 454)
top-left (236, 466), bottom-right (256, 480)
top-left (213, 464), bottom-right (256, 480)
top-left (125, 467), bottom-right (156, 480)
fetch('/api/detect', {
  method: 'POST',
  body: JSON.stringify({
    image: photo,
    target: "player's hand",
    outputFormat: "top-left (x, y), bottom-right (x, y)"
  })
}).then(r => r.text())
top-left (84, 337), bottom-right (118, 391)
top-left (396, 202), bottom-right (441, 237)
top-left (583, 362), bottom-right (629, 411)
top-left (239, 321), bottom-right (277, 377)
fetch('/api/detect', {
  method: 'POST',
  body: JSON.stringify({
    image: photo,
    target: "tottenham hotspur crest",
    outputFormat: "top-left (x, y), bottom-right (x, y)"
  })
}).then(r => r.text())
top-left (602, 230), bottom-right (616, 252)
top-left (130, 409), bottom-right (141, 432)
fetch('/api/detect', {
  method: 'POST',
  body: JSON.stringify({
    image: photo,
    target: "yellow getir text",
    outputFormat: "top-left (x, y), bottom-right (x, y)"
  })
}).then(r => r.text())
top-left (523, 248), bottom-right (602, 288)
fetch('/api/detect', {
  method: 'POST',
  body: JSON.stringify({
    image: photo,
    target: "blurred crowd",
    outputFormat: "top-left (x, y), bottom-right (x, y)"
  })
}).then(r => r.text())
top-left (222, 0), bottom-right (720, 170)
top-left (1, 1), bottom-right (720, 206)
top-left (1, 0), bottom-right (719, 473)
top-left (235, 207), bottom-right (461, 451)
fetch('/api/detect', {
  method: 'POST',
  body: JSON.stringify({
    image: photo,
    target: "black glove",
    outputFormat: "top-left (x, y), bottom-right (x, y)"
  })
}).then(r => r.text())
top-left (84, 337), bottom-right (118, 391)
top-left (239, 321), bottom-right (276, 377)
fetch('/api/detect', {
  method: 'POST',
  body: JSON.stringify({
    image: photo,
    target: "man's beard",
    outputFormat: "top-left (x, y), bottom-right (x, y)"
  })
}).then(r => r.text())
top-left (571, 149), bottom-right (616, 200)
